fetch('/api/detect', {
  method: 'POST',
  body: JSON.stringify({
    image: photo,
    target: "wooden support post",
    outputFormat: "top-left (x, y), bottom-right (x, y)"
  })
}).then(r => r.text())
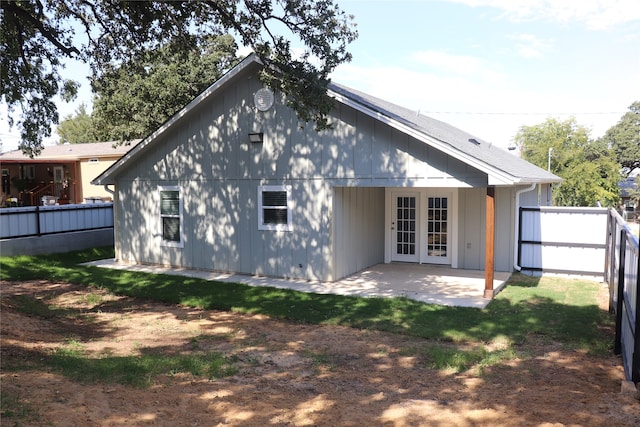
top-left (484, 186), bottom-right (495, 299)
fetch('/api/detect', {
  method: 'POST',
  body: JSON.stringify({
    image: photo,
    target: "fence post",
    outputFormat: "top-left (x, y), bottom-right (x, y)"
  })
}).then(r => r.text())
top-left (36, 204), bottom-right (41, 236)
top-left (614, 228), bottom-right (626, 356)
top-left (633, 241), bottom-right (640, 383)
top-left (604, 211), bottom-right (611, 284)
top-left (606, 211), bottom-right (616, 311)
top-left (517, 206), bottom-right (523, 268)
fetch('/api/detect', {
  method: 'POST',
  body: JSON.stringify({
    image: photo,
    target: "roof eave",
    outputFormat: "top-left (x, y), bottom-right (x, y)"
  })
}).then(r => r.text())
top-left (0, 158), bottom-right (80, 164)
top-left (329, 89), bottom-right (558, 187)
top-left (504, 176), bottom-right (563, 186)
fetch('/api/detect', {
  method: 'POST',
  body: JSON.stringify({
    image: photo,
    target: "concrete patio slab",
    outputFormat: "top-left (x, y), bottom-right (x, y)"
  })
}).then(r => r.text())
top-left (85, 260), bottom-right (511, 309)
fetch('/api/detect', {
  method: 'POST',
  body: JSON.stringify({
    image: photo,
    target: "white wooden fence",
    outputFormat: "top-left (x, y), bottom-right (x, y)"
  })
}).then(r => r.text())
top-left (519, 206), bottom-right (640, 384)
top-left (0, 203), bottom-right (114, 239)
top-left (518, 206), bottom-right (609, 277)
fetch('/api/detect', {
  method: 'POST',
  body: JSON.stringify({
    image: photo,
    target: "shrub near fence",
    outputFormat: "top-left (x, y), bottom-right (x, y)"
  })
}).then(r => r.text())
top-left (0, 203), bottom-right (114, 239)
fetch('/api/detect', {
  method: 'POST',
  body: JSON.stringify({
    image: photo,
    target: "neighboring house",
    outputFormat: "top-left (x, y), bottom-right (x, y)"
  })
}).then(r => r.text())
top-left (93, 54), bottom-right (560, 286)
top-left (0, 141), bottom-right (131, 206)
top-left (619, 173), bottom-right (639, 221)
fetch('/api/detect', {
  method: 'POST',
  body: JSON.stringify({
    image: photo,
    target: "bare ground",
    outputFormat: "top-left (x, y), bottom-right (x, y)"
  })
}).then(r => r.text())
top-left (1, 279), bottom-right (638, 427)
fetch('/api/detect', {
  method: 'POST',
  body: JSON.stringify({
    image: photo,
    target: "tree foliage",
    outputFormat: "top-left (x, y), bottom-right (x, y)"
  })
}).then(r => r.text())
top-left (56, 103), bottom-right (96, 144)
top-left (633, 175), bottom-right (640, 205)
top-left (599, 101), bottom-right (640, 176)
top-left (91, 34), bottom-right (239, 142)
top-left (515, 117), bottom-right (621, 207)
top-left (1, 0), bottom-right (358, 157)
top-left (626, 175), bottom-right (640, 209)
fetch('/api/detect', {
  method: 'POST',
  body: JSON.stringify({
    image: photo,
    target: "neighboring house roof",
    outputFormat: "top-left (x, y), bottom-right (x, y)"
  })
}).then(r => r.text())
top-left (619, 176), bottom-right (638, 198)
top-left (0, 141), bottom-right (134, 163)
top-left (93, 53), bottom-right (561, 187)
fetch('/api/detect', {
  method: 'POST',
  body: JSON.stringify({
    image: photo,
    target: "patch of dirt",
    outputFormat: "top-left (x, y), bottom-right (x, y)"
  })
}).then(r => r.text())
top-left (1, 280), bottom-right (638, 426)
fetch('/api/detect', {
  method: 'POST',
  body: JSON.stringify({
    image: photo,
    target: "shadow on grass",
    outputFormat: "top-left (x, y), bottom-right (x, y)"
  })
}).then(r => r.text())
top-left (1, 342), bottom-right (236, 389)
top-left (0, 247), bottom-right (613, 352)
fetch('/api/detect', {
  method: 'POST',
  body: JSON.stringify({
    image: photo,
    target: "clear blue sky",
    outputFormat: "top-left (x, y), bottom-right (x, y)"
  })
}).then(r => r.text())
top-left (1, 0), bottom-right (638, 151)
top-left (330, 0), bottom-right (640, 148)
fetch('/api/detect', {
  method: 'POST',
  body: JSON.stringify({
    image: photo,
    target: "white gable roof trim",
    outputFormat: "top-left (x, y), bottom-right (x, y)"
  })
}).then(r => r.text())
top-left (93, 54), bottom-right (262, 186)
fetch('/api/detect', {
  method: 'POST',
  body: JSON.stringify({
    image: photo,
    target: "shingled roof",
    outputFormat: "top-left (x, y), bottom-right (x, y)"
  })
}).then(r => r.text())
top-left (328, 82), bottom-right (561, 185)
top-left (0, 141), bottom-right (133, 162)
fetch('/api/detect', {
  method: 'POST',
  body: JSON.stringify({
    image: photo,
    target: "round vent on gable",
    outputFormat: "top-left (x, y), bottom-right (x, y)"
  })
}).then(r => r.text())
top-left (254, 88), bottom-right (274, 111)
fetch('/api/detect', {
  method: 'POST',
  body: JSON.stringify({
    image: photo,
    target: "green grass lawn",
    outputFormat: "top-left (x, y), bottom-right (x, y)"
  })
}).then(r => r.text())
top-left (0, 246), bottom-right (613, 354)
top-left (0, 244), bottom-right (616, 419)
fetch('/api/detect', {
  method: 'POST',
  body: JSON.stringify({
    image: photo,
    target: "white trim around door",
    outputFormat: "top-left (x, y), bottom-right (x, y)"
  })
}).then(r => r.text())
top-left (385, 188), bottom-right (458, 267)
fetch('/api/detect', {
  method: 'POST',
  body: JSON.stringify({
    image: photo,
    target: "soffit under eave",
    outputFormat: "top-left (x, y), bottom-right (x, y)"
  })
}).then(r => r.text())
top-left (487, 174), bottom-right (517, 186)
top-left (488, 176), bottom-right (563, 187)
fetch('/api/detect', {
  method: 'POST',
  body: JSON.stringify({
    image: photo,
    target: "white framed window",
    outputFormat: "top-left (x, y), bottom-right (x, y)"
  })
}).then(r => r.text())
top-left (258, 185), bottom-right (292, 231)
top-left (159, 186), bottom-right (184, 247)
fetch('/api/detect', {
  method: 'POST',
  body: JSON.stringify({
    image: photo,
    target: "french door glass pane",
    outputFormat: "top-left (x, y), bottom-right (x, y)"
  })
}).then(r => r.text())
top-left (427, 196), bottom-right (448, 257)
top-left (396, 196), bottom-right (416, 256)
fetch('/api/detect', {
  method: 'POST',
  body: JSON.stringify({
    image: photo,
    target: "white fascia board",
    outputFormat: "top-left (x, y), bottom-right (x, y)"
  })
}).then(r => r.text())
top-left (93, 55), bottom-right (261, 186)
top-left (329, 89), bottom-right (521, 186)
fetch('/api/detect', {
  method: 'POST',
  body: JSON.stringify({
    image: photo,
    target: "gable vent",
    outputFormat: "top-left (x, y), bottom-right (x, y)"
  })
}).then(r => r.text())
top-left (254, 88), bottom-right (274, 111)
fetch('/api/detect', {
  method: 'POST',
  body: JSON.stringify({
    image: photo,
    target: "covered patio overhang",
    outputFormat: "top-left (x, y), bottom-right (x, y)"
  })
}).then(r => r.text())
top-left (86, 260), bottom-right (511, 309)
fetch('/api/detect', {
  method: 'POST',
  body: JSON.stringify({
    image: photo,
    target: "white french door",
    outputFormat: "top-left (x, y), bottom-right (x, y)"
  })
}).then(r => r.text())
top-left (391, 192), bottom-right (420, 262)
top-left (387, 189), bottom-right (455, 266)
top-left (425, 195), bottom-right (451, 265)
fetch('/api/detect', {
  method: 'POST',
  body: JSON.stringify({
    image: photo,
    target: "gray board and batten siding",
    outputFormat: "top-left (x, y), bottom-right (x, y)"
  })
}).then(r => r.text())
top-left (96, 56), bottom-right (556, 282)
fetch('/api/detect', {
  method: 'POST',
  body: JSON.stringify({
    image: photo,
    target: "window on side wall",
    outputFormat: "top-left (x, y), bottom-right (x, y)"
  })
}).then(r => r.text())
top-left (258, 185), bottom-right (292, 231)
top-left (159, 186), bottom-right (184, 247)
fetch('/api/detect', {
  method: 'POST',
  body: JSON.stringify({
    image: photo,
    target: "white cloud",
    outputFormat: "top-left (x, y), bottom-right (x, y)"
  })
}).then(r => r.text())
top-left (508, 33), bottom-right (551, 58)
top-left (410, 51), bottom-right (482, 75)
top-left (447, 0), bottom-right (640, 30)
top-left (409, 50), bottom-right (506, 82)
